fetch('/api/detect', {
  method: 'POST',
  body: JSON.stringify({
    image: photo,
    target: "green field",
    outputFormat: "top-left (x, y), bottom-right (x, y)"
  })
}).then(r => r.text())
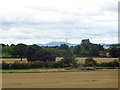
top-left (0, 68), bottom-right (67, 73)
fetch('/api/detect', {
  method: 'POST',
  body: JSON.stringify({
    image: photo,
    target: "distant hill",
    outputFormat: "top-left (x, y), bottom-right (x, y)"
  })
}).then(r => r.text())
top-left (35, 41), bottom-right (117, 47)
top-left (99, 43), bottom-right (117, 46)
top-left (36, 41), bottom-right (79, 46)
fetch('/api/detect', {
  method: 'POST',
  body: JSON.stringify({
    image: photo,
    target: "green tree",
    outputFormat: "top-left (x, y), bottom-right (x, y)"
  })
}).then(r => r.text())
top-left (84, 57), bottom-right (98, 67)
top-left (12, 44), bottom-right (28, 61)
top-left (59, 44), bottom-right (69, 49)
top-left (80, 47), bottom-right (89, 56)
top-left (73, 45), bottom-right (81, 56)
top-left (10, 44), bottom-right (15, 47)
top-left (61, 50), bottom-right (78, 67)
top-left (26, 44), bottom-right (41, 62)
top-left (108, 46), bottom-right (120, 57)
top-left (0, 44), bottom-right (6, 47)
top-left (89, 45), bottom-right (99, 56)
top-left (112, 59), bottom-right (119, 67)
top-left (2, 46), bottom-right (14, 54)
top-left (32, 48), bottom-right (56, 62)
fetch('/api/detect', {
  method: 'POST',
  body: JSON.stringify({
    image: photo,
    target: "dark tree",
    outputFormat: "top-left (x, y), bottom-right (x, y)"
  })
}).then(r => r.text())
top-left (10, 44), bottom-right (15, 47)
top-left (26, 44), bottom-right (41, 62)
top-left (84, 57), bottom-right (98, 67)
top-left (6, 44), bottom-right (9, 47)
top-left (2, 46), bottom-right (13, 54)
top-left (89, 45), bottom-right (99, 56)
top-left (108, 46), bottom-right (120, 57)
top-left (61, 50), bottom-right (78, 67)
top-left (59, 44), bottom-right (69, 49)
top-left (0, 44), bottom-right (6, 47)
top-left (73, 45), bottom-right (81, 56)
top-left (12, 43), bottom-right (28, 61)
top-left (31, 48), bottom-right (56, 62)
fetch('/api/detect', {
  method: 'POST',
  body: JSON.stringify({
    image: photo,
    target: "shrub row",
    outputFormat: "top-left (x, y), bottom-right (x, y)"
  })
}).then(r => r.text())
top-left (2, 58), bottom-right (119, 69)
top-left (2, 61), bottom-right (65, 69)
top-left (83, 57), bottom-right (119, 67)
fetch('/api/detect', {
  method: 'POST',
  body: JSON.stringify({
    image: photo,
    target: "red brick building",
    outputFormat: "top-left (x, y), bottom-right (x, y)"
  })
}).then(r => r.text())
top-left (99, 51), bottom-right (107, 56)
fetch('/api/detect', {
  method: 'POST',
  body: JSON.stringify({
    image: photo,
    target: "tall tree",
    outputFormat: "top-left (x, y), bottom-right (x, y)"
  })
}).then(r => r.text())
top-left (59, 44), bottom-right (69, 49)
top-left (26, 44), bottom-right (41, 62)
top-left (32, 48), bottom-right (56, 62)
top-left (108, 46), bottom-right (120, 57)
top-left (12, 44), bottom-right (28, 61)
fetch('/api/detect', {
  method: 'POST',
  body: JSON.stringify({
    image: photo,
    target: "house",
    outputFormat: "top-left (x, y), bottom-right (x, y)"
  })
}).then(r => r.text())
top-left (99, 51), bottom-right (107, 57)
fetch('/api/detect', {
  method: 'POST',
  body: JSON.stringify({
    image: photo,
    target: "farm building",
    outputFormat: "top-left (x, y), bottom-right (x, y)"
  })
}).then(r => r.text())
top-left (99, 51), bottom-right (107, 57)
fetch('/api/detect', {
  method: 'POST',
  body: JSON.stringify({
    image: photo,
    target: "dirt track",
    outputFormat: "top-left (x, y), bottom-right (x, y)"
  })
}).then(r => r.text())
top-left (2, 70), bottom-right (118, 88)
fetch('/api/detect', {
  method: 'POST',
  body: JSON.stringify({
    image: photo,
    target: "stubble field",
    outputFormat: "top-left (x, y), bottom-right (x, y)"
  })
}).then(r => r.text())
top-left (1, 57), bottom-right (118, 63)
top-left (2, 70), bottom-right (118, 88)
top-left (2, 57), bottom-right (118, 88)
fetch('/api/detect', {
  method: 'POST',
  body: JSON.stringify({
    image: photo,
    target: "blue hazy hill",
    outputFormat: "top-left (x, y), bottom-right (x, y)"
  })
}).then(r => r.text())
top-left (36, 41), bottom-right (79, 46)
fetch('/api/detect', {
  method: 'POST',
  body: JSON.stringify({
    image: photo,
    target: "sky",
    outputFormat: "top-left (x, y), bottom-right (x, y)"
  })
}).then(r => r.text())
top-left (0, 0), bottom-right (119, 45)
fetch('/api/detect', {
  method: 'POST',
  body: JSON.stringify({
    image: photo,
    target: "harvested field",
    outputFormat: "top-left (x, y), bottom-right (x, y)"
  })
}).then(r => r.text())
top-left (1, 57), bottom-right (118, 63)
top-left (1, 58), bottom-right (27, 63)
top-left (56, 57), bottom-right (118, 63)
top-left (2, 70), bottom-right (118, 88)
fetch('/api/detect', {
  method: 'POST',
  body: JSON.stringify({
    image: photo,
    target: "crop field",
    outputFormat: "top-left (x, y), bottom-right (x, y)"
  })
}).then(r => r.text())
top-left (1, 58), bottom-right (27, 63)
top-left (2, 70), bottom-right (118, 88)
top-left (56, 57), bottom-right (118, 63)
top-left (1, 57), bottom-right (118, 63)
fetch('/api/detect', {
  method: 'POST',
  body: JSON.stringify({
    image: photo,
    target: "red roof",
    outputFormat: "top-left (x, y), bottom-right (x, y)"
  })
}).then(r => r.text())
top-left (99, 51), bottom-right (107, 56)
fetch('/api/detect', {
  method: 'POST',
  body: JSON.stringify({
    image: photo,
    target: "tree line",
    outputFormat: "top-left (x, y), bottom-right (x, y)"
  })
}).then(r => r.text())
top-left (1, 40), bottom-right (120, 63)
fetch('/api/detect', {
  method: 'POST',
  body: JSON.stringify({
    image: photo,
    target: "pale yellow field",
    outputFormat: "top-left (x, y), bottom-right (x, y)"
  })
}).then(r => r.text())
top-left (2, 70), bottom-right (118, 88)
top-left (1, 58), bottom-right (27, 63)
top-left (1, 57), bottom-right (118, 63)
top-left (56, 57), bottom-right (118, 63)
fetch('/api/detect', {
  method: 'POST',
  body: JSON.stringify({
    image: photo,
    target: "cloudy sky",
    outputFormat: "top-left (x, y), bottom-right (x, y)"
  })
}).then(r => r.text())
top-left (0, 0), bottom-right (119, 45)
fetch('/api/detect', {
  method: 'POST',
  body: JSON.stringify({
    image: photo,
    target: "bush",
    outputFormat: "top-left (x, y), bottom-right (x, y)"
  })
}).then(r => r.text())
top-left (2, 61), bottom-right (59, 69)
top-left (53, 61), bottom-right (64, 68)
top-left (10, 61), bottom-right (22, 69)
top-left (44, 61), bottom-right (54, 68)
top-left (29, 61), bottom-right (45, 68)
top-left (84, 57), bottom-right (98, 67)
top-left (60, 50), bottom-right (80, 68)
top-left (100, 59), bottom-right (119, 67)
top-left (113, 59), bottom-right (119, 67)
top-left (20, 62), bottom-right (31, 69)
top-left (2, 61), bottom-right (9, 69)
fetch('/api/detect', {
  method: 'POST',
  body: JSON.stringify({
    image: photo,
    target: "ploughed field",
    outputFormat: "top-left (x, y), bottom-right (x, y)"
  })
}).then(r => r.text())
top-left (2, 70), bottom-right (118, 88)
top-left (1, 57), bottom-right (118, 63)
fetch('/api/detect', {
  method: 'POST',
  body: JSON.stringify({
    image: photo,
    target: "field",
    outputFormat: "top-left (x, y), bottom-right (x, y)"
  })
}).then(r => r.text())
top-left (1, 57), bottom-right (118, 63)
top-left (1, 58), bottom-right (118, 88)
top-left (1, 58), bottom-right (27, 63)
top-left (56, 57), bottom-right (118, 63)
top-left (2, 70), bottom-right (118, 88)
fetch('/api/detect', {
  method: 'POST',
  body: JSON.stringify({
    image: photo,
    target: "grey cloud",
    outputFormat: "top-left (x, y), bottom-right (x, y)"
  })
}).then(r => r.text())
top-left (0, 0), bottom-right (118, 44)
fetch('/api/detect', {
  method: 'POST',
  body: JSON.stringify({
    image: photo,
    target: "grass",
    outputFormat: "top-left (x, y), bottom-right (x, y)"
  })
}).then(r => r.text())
top-left (0, 68), bottom-right (62, 73)
top-left (1, 53), bottom-right (12, 57)
top-left (0, 68), bottom-right (118, 73)
top-left (1, 69), bottom-right (24, 73)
